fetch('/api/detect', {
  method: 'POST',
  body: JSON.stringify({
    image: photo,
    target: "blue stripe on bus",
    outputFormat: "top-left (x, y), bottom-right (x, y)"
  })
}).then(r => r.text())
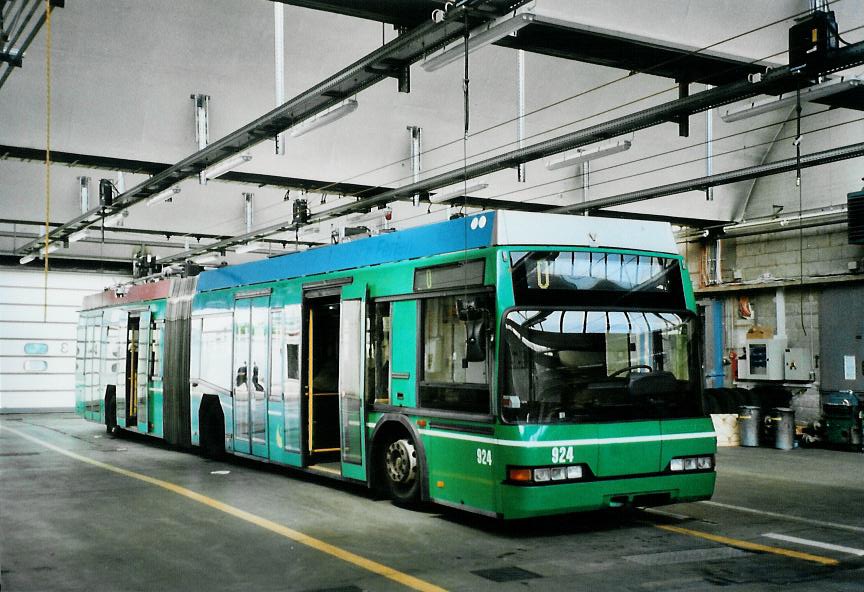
top-left (197, 212), bottom-right (497, 292)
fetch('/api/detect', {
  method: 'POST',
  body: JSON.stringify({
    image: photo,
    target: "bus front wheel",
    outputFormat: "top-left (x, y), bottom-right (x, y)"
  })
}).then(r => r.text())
top-left (381, 436), bottom-right (420, 504)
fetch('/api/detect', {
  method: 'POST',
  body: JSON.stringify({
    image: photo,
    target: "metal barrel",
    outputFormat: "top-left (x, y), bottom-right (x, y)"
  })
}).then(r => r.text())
top-left (738, 405), bottom-right (761, 447)
top-left (772, 407), bottom-right (795, 451)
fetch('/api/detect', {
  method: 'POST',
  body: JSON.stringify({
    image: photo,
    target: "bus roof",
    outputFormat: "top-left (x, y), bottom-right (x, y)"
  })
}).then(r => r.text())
top-left (196, 211), bottom-right (678, 293)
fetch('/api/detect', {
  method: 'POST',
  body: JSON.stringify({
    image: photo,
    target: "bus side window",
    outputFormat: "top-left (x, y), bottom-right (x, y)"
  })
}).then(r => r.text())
top-left (419, 295), bottom-right (490, 414)
top-left (366, 301), bottom-right (391, 405)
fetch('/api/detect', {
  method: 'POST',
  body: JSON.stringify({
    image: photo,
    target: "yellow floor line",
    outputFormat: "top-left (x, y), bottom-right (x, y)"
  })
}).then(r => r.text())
top-left (1, 425), bottom-right (447, 592)
top-left (655, 524), bottom-right (839, 566)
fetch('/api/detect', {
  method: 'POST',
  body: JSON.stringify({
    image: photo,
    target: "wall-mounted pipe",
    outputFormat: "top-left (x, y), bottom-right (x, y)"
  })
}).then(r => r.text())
top-left (274, 2), bottom-right (285, 155)
top-left (244, 192), bottom-right (254, 233)
top-left (517, 49), bottom-right (526, 183)
top-left (408, 126), bottom-right (422, 206)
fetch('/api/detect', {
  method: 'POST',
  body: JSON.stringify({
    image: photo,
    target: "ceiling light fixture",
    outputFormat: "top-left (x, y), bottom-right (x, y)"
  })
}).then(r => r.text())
top-left (347, 207), bottom-right (393, 225)
top-left (721, 76), bottom-right (863, 122)
top-left (103, 211), bottom-right (128, 228)
top-left (19, 254), bottom-right (36, 265)
top-left (290, 100), bottom-right (359, 138)
top-left (146, 186), bottom-right (181, 206)
top-left (201, 154), bottom-right (253, 182)
top-left (68, 229), bottom-right (91, 243)
top-left (429, 183), bottom-right (489, 204)
top-left (235, 242), bottom-right (264, 254)
top-left (422, 13), bottom-right (534, 72)
top-left (193, 254), bottom-right (221, 266)
top-left (545, 140), bottom-right (632, 171)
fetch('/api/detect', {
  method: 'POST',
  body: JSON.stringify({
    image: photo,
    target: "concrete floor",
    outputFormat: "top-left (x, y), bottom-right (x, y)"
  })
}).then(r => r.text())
top-left (1, 414), bottom-right (863, 592)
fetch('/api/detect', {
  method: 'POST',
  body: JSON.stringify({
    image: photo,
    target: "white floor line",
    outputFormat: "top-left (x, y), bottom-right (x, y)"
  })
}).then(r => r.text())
top-left (762, 533), bottom-right (864, 557)
top-left (640, 507), bottom-right (692, 521)
top-left (700, 501), bottom-right (864, 535)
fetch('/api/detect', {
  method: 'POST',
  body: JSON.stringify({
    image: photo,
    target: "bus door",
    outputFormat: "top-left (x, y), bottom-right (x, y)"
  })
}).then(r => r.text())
top-left (113, 313), bottom-right (129, 427)
top-left (124, 314), bottom-right (141, 427)
top-left (232, 293), bottom-right (271, 458)
top-left (338, 295), bottom-right (366, 481)
top-left (303, 286), bottom-right (344, 467)
top-left (136, 310), bottom-right (152, 432)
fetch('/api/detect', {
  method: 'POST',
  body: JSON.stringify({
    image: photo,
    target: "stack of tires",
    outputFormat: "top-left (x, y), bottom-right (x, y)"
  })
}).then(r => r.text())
top-left (703, 385), bottom-right (791, 415)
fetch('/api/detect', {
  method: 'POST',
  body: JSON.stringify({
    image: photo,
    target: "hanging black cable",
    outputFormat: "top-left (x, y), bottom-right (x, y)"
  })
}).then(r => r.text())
top-left (795, 81), bottom-right (808, 336)
top-left (460, 9), bottom-right (470, 216)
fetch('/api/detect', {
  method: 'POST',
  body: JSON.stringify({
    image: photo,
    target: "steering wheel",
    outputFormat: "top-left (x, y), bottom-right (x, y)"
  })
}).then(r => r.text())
top-left (608, 364), bottom-right (653, 378)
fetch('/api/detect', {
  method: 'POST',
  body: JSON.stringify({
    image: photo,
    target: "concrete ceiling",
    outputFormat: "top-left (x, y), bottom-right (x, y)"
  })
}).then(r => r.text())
top-left (1, 0), bottom-right (862, 269)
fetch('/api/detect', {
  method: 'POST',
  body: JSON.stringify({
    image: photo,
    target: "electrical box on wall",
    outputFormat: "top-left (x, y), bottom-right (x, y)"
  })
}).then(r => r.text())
top-left (784, 347), bottom-right (813, 382)
top-left (739, 338), bottom-right (787, 381)
top-left (738, 337), bottom-right (813, 382)
top-left (848, 189), bottom-right (864, 245)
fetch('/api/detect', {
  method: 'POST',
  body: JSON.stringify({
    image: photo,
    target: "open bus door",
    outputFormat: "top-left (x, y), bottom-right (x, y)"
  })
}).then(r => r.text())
top-left (136, 310), bottom-right (152, 432)
top-left (301, 280), bottom-right (367, 481)
top-left (338, 295), bottom-right (366, 481)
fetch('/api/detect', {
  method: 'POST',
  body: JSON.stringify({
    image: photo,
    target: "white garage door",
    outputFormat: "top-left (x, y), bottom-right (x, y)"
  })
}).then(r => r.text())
top-left (0, 267), bottom-right (128, 413)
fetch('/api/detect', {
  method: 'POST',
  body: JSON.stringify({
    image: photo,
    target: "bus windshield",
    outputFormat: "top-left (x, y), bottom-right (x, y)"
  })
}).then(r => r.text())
top-left (501, 309), bottom-right (702, 424)
top-left (510, 251), bottom-right (685, 309)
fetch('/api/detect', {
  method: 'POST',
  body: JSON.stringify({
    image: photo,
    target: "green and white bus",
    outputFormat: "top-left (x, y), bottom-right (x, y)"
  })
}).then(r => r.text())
top-left (76, 211), bottom-right (716, 519)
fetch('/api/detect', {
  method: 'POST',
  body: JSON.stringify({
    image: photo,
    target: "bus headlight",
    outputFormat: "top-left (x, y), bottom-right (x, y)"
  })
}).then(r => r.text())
top-left (508, 465), bottom-right (587, 485)
top-left (668, 455), bottom-right (713, 472)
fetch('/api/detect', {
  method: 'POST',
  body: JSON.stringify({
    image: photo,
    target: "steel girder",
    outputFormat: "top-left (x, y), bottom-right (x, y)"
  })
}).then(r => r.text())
top-left (16, 0), bottom-right (529, 257)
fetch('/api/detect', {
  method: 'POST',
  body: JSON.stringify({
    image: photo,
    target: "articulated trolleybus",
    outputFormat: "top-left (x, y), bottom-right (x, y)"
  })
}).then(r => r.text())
top-left (76, 211), bottom-right (716, 519)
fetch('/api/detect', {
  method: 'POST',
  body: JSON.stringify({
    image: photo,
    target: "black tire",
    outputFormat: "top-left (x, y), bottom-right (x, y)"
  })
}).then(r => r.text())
top-left (199, 398), bottom-right (225, 460)
top-left (703, 391), bottom-right (720, 415)
top-left (379, 435), bottom-right (421, 505)
top-left (105, 387), bottom-right (117, 435)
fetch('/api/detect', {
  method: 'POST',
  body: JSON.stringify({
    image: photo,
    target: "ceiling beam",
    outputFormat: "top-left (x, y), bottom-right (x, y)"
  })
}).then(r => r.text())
top-left (0, 217), bottom-right (319, 246)
top-left (16, 0), bottom-right (529, 257)
top-left (155, 39), bottom-right (864, 264)
top-left (552, 141), bottom-right (864, 215)
top-left (0, 144), bottom-right (393, 196)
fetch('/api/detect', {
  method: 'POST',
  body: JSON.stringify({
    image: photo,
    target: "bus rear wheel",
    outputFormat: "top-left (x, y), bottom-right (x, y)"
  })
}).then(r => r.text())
top-left (382, 437), bottom-right (420, 504)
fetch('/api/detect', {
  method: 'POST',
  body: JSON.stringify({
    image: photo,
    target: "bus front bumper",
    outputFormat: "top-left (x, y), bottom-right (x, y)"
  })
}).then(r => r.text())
top-left (498, 471), bottom-right (716, 520)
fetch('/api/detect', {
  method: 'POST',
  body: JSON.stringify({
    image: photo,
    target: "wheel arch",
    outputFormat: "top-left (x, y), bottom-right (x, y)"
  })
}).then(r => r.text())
top-left (369, 414), bottom-right (430, 502)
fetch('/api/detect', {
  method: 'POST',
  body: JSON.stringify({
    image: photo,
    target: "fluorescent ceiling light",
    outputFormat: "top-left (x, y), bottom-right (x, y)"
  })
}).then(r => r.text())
top-left (290, 100), bottom-right (358, 138)
top-left (347, 207), bottom-right (392, 225)
top-left (193, 254), bottom-right (220, 265)
top-left (146, 186), bottom-right (181, 206)
top-left (545, 140), bottom-right (632, 171)
top-left (235, 242), bottom-right (264, 254)
top-left (721, 76), bottom-right (863, 122)
top-left (42, 243), bottom-right (60, 256)
top-left (309, 194), bottom-right (358, 215)
top-left (19, 254), bottom-right (36, 264)
top-left (429, 183), bottom-right (489, 204)
top-left (422, 13), bottom-right (534, 72)
top-left (104, 211), bottom-right (128, 228)
top-left (68, 229), bottom-right (91, 243)
top-left (298, 223), bottom-right (332, 243)
top-left (201, 154), bottom-right (252, 181)
top-left (722, 207), bottom-right (847, 235)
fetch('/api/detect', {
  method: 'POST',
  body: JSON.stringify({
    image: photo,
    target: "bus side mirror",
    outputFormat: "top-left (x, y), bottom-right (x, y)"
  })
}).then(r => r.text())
top-left (457, 297), bottom-right (487, 363)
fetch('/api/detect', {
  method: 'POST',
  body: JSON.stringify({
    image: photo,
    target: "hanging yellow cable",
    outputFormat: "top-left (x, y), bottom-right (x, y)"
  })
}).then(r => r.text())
top-left (43, 0), bottom-right (52, 322)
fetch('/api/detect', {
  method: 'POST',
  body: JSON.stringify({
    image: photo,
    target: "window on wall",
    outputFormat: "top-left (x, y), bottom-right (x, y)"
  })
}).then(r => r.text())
top-left (365, 301), bottom-right (391, 405)
top-left (419, 294), bottom-right (491, 414)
